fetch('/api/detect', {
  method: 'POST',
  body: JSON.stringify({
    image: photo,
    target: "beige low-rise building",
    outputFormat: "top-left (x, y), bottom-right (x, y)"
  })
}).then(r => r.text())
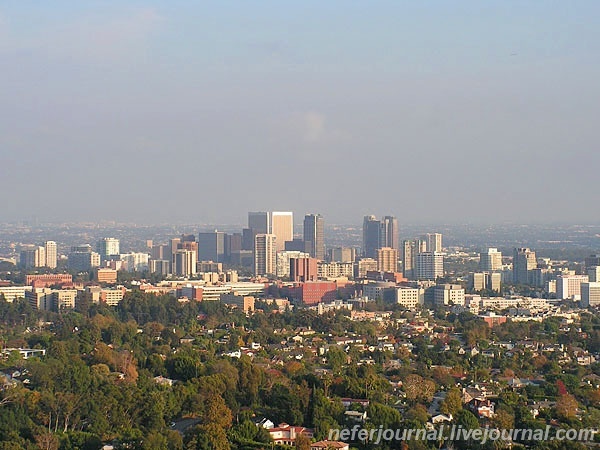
top-left (434, 284), bottom-right (465, 306)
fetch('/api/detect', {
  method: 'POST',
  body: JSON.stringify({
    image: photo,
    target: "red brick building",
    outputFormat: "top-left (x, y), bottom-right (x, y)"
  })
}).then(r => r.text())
top-left (283, 281), bottom-right (337, 305)
top-left (480, 313), bottom-right (507, 327)
top-left (290, 257), bottom-right (318, 282)
top-left (26, 274), bottom-right (73, 288)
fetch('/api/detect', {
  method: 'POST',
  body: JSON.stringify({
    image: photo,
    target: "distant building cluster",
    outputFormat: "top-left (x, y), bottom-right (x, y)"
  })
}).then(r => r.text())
top-left (4, 211), bottom-right (600, 315)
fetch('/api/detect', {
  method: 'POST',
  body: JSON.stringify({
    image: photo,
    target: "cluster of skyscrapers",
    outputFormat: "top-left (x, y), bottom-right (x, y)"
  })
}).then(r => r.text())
top-left (19, 241), bottom-right (57, 269)
top-left (18, 214), bottom-right (450, 285)
top-left (401, 233), bottom-right (444, 280)
top-left (141, 212), bottom-right (325, 278)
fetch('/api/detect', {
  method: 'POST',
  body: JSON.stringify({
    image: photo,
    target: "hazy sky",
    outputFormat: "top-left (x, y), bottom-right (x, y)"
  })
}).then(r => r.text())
top-left (1, 1), bottom-right (599, 225)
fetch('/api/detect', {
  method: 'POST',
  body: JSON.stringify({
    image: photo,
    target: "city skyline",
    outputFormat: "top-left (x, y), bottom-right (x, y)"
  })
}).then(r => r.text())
top-left (1, 2), bottom-right (600, 224)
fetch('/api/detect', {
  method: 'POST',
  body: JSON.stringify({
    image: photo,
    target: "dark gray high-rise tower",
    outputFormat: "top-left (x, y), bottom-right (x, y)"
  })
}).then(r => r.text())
top-left (303, 214), bottom-right (325, 260)
top-left (513, 248), bottom-right (536, 285)
top-left (363, 215), bottom-right (398, 258)
top-left (363, 215), bottom-right (381, 258)
top-left (381, 216), bottom-right (399, 251)
top-left (248, 211), bottom-right (270, 234)
top-left (198, 231), bottom-right (226, 262)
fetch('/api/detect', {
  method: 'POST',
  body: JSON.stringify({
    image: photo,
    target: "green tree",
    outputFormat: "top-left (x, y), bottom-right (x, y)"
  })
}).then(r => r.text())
top-left (295, 433), bottom-right (311, 450)
top-left (440, 388), bottom-right (463, 416)
top-left (327, 345), bottom-right (347, 375)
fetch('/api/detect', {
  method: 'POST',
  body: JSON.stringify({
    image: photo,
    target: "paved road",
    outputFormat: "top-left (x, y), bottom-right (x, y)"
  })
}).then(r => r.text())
top-left (171, 418), bottom-right (201, 435)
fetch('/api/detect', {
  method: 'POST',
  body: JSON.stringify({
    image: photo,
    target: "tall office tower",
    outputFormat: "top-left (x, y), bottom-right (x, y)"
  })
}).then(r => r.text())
top-left (97, 238), bottom-right (120, 260)
top-left (402, 240), bottom-right (416, 279)
top-left (470, 272), bottom-right (486, 291)
top-left (381, 216), bottom-right (399, 250)
top-left (303, 214), bottom-right (325, 260)
top-left (178, 237), bottom-right (198, 260)
top-left (151, 244), bottom-right (168, 260)
top-left (377, 247), bottom-right (399, 272)
top-left (225, 233), bottom-right (243, 263)
top-left (330, 247), bottom-right (356, 263)
top-left (178, 235), bottom-right (198, 262)
top-left (415, 252), bottom-right (444, 280)
top-left (121, 253), bottom-right (150, 272)
top-left (242, 228), bottom-right (258, 251)
top-left (290, 257), bottom-right (318, 282)
top-left (254, 234), bottom-right (277, 276)
top-left (363, 215), bottom-right (399, 257)
top-left (169, 237), bottom-right (181, 256)
top-left (588, 266), bottom-right (600, 282)
top-left (585, 254), bottom-right (600, 269)
top-left (556, 274), bottom-right (589, 300)
top-left (19, 246), bottom-right (35, 269)
top-left (149, 259), bottom-right (170, 276)
top-left (363, 215), bottom-right (381, 258)
top-left (479, 248), bottom-right (502, 271)
top-left (469, 272), bottom-right (502, 292)
top-left (582, 282), bottom-right (600, 307)
top-left (513, 248), bottom-right (537, 285)
top-left (168, 237), bottom-right (181, 274)
top-left (172, 249), bottom-right (197, 277)
top-left (35, 246), bottom-right (46, 268)
top-left (285, 238), bottom-right (311, 253)
top-left (198, 231), bottom-right (226, 262)
top-left (270, 212), bottom-right (293, 252)
top-left (19, 246), bottom-right (46, 269)
top-left (421, 233), bottom-right (443, 252)
top-left (417, 238), bottom-right (428, 253)
top-left (248, 212), bottom-right (270, 234)
top-left (68, 245), bottom-right (100, 272)
top-left (181, 234), bottom-right (196, 243)
top-left (44, 241), bottom-right (57, 269)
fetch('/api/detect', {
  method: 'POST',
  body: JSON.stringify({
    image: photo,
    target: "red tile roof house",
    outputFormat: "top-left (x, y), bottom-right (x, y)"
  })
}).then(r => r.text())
top-left (468, 398), bottom-right (495, 419)
top-left (311, 441), bottom-right (350, 450)
top-left (268, 423), bottom-right (314, 446)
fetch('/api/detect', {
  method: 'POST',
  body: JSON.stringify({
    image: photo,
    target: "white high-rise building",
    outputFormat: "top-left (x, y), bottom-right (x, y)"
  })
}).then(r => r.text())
top-left (254, 234), bottom-right (277, 276)
top-left (270, 212), bottom-right (293, 252)
top-left (20, 246), bottom-right (46, 269)
top-left (248, 211), bottom-right (293, 252)
top-left (415, 252), bottom-right (444, 280)
top-left (479, 248), bottom-right (502, 272)
top-left (556, 274), bottom-right (589, 300)
top-left (470, 272), bottom-right (502, 292)
top-left (421, 233), bottom-right (443, 252)
top-left (121, 253), bottom-right (150, 272)
top-left (35, 246), bottom-right (46, 268)
top-left (45, 241), bottom-right (57, 269)
top-left (276, 251), bottom-right (310, 278)
top-left (172, 249), bottom-right (197, 277)
top-left (581, 282), bottom-right (600, 307)
top-left (97, 238), bottom-right (120, 260)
